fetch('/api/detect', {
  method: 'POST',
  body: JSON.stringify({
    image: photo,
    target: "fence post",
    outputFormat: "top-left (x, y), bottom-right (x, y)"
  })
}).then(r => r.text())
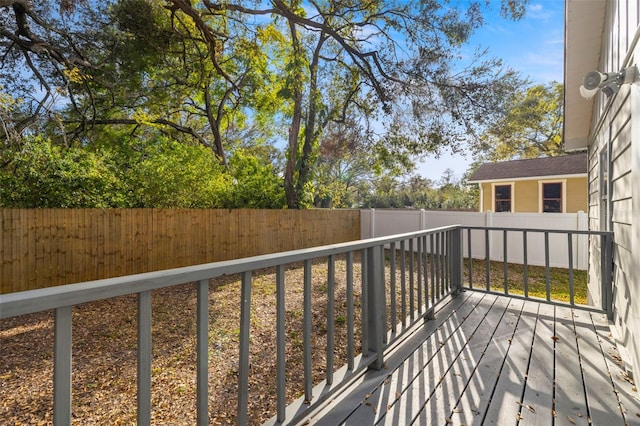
top-left (366, 245), bottom-right (385, 370)
top-left (370, 208), bottom-right (376, 239)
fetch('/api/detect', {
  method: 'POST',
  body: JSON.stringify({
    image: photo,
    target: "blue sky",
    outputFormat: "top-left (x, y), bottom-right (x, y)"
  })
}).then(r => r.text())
top-left (415, 0), bottom-right (565, 183)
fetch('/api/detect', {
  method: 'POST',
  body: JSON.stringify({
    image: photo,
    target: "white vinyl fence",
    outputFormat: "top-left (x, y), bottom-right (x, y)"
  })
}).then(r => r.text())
top-left (361, 209), bottom-right (589, 270)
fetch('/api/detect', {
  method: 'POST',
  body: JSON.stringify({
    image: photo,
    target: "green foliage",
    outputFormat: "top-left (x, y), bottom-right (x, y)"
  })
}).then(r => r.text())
top-left (1, 0), bottom-right (531, 209)
top-left (125, 137), bottom-right (230, 208)
top-left (224, 150), bottom-right (286, 209)
top-left (0, 134), bottom-right (288, 209)
top-left (361, 171), bottom-right (478, 210)
top-left (0, 137), bottom-right (122, 208)
top-left (475, 82), bottom-right (565, 161)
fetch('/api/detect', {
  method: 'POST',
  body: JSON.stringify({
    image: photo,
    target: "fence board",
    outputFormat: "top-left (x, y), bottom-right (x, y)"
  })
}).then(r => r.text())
top-left (0, 209), bottom-right (360, 294)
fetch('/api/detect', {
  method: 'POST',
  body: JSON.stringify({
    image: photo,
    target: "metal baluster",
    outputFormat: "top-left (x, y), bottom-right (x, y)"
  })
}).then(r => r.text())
top-left (417, 237), bottom-right (422, 316)
top-left (238, 271), bottom-right (252, 426)
top-left (326, 255), bottom-right (335, 385)
top-left (485, 228), bottom-right (491, 291)
top-left (467, 228), bottom-right (473, 289)
top-left (390, 243), bottom-right (397, 333)
top-left (346, 252), bottom-right (355, 369)
top-left (400, 241), bottom-right (406, 328)
top-left (503, 229), bottom-right (508, 294)
top-left (54, 306), bottom-right (72, 425)
top-left (544, 231), bottom-right (551, 301)
top-left (361, 250), bottom-right (368, 357)
top-left (138, 290), bottom-right (152, 426)
top-left (276, 266), bottom-right (286, 422)
top-left (196, 280), bottom-right (209, 426)
top-left (303, 260), bottom-right (313, 399)
top-left (409, 238), bottom-right (415, 318)
top-left (523, 231), bottom-right (529, 298)
top-left (568, 233), bottom-right (575, 306)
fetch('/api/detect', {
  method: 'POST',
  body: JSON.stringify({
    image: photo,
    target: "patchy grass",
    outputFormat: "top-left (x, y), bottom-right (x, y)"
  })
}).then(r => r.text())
top-left (1, 252), bottom-right (590, 424)
top-left (463, 258), bottom-right (588, 305)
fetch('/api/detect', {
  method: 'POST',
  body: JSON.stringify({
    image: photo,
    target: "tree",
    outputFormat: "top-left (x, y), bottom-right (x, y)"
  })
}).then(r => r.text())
top-left (1, 0), bottom-right (530, 209)
top-left (474, 82), bottom-right (565, 161)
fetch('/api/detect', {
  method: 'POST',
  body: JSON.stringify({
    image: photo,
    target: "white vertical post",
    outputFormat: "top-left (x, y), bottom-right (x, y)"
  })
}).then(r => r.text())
top-left (420, 209), bottom-right (426, 230)
top-left (370, 208), bottom-right (376, 239)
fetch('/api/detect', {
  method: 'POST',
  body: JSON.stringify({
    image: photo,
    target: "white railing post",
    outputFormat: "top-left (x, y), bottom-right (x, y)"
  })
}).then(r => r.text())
top-left (370, 208), bottom-right (376, 238)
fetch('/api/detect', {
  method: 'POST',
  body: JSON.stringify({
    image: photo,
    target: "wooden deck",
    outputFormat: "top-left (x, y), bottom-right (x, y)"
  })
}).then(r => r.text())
top-left (303, 291), bottom-right (640, 425)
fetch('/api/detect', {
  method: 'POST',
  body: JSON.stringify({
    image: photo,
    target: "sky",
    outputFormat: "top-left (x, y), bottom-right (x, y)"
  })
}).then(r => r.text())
top-left (414, 0), bottom-right (565, 183)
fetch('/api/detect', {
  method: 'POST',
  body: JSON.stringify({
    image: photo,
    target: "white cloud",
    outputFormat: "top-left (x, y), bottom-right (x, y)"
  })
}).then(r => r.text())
top-left (527, 3), bottom-right (554, 20)
top-left (529, 4), bottom-right (543, 13)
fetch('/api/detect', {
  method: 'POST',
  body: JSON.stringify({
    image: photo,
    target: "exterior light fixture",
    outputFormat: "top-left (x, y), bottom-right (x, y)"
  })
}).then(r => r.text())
top-left (579, 65), bottom-right (638, 99)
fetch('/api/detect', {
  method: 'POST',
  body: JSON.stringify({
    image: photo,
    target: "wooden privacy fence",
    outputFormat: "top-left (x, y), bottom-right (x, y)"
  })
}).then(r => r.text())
top-left (0, 209), bottom-right (360, 294)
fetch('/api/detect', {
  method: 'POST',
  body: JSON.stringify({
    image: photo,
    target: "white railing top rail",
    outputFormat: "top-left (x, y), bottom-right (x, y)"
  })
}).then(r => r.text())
top-left (0, 225), bottom-right (459, 319)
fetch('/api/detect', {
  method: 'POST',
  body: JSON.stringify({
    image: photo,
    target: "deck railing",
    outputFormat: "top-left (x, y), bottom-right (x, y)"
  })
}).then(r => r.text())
top-left (0, 225), bottom-right (613, 425)
top-left (459, 226), bottom-right (613, 318)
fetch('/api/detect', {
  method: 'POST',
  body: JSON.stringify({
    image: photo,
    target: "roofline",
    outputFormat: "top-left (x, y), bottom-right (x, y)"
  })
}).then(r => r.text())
top-left (563, 0), bottom-right (607, 151)
top-left (467, 173), bottom-right (587, 184)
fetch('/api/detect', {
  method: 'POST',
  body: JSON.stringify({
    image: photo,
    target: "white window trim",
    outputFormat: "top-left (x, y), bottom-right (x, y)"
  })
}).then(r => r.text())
top-left (538, 179), bottom-right (567, 213)
top-left (491, 182), bottom-right (515, 212)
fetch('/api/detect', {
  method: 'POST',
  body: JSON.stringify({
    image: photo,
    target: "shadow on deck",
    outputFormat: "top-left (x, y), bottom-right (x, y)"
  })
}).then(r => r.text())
top-left (300, 291), bottom-right (640, 425)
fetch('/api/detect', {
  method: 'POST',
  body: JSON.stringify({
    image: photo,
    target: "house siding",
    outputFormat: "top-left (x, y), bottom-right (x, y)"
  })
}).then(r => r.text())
top-left (585, 1), bottom-right (640, 378)
top-left (514, 180), bottom-right (537, 212)
top-left (566, 177), bottom-right (588, 212)
top-left (481, 182), bottom-right (492, 212)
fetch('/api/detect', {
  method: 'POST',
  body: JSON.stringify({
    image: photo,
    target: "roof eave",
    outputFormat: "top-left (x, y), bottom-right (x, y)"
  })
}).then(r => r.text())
top-left (467, 172), bottom-right (588, 184)
top-left (563, 0), bottom-right (607, 151)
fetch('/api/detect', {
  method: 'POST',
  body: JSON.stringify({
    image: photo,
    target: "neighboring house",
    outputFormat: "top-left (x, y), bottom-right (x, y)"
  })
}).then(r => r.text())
top-left (564, 0), bottom-right (640, 379)
top-left (467, 154), bottom-right (588, 213)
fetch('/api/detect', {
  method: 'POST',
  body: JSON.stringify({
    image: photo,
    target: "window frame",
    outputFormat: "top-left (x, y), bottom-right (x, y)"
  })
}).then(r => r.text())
top-left (492, 182), bottom-right (514, 212)
top-left (538, 179), bottom-right (566, 213)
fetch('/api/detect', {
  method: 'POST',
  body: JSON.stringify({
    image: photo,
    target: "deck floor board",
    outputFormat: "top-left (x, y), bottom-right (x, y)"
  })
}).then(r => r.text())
top-left (303, 291), bottom-right (640, 426)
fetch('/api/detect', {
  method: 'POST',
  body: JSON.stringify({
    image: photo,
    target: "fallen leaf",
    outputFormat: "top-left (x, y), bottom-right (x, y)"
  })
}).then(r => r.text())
top-left (445, 417), bottom-right (453, 424)
top-left (552, 335), bottom-right (560, 342)
top-left (516, 413), bottom-right (523, 421)
top-left (365, 402), bottom-right (372, 407)
top-left (568, 415), bottom-right (576, 424)
top-left (527, 405), bottom-right (535, 413)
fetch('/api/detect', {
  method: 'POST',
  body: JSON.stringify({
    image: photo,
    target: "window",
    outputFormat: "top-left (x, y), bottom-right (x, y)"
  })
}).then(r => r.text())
top-left (494, 185), bottom-right (512, 212)
top-left (542, 182), bottom-right (562, 212)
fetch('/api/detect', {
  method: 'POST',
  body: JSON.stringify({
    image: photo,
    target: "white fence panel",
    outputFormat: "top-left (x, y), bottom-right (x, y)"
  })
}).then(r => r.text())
top-left (361, 209), bottom-right (588, 270)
